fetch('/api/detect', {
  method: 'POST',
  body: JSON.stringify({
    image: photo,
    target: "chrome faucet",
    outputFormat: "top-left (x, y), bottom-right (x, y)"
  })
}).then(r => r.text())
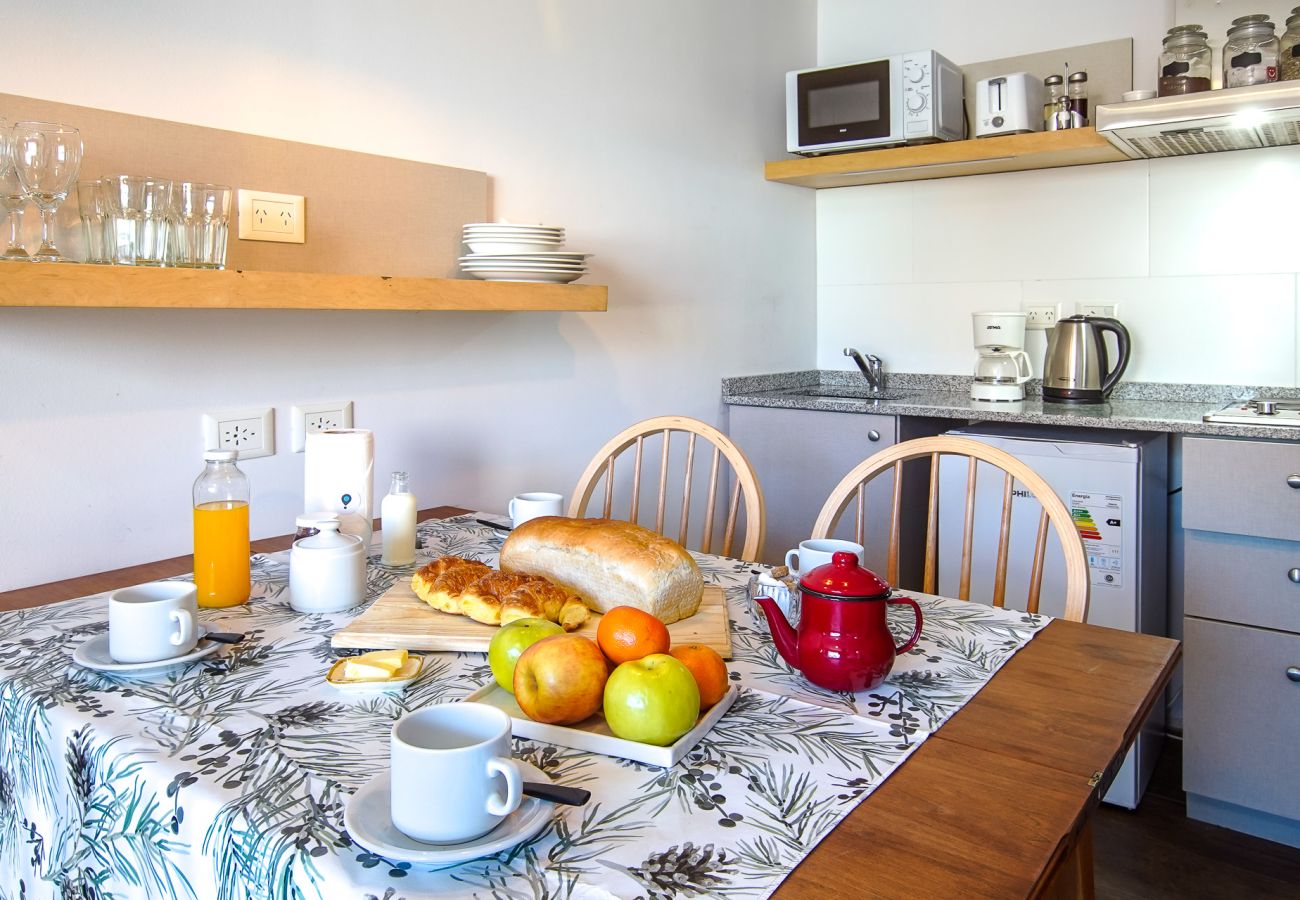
top-left (843, 347), bottom-right (886, 394)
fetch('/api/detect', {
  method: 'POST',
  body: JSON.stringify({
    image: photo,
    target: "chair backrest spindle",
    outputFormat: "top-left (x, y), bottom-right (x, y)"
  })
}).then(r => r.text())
top-left (992, 472), bottom-right (1014, 608)
top-left (677, 433), bottom-right (697, 547)
top-left (959, 456), bottom-right (977, 601)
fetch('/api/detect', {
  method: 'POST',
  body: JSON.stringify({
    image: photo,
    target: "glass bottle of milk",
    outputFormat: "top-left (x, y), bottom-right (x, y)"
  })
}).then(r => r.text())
top-left (380, 471), bottom-right (417, 566)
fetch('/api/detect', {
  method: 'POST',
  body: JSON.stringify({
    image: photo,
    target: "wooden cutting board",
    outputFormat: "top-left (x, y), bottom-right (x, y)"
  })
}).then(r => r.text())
top-left (332, 582), bottom-right (732, 658)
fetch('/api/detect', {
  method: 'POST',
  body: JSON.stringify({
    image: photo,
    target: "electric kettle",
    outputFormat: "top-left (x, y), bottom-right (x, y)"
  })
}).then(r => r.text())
top-left (1042, 315), bottom-right (1131, 403)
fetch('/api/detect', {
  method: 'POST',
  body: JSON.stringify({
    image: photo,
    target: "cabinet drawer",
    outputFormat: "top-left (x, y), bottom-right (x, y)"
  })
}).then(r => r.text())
top-left (1183, 436), bottom-right (1300, 541)
top-left (1184, 530), bottom-right (1300, 633)
top-left (1183, 617), bottom-right (1300, 820)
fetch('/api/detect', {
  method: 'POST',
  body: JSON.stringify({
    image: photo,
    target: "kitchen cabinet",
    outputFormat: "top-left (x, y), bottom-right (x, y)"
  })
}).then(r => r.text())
top-left (1181, 435), bottom-right (1300, 849)
top-left (726, 406), bottom-right (945, 574)
top-left (765, 128), bottom-right (1125, 189)
top-left (0, 263), bottom-right (607, 313)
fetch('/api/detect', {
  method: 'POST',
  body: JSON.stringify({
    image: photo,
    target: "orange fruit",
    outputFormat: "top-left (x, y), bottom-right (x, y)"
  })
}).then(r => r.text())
top-left (669, 644), bottom-right (729, 710)
top-left (596, 606), bottom-right (671, 664)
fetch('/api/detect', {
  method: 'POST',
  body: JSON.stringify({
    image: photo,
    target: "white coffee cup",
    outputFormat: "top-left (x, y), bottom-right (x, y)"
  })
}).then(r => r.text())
top-left (108, 581), bottom-right (199, 664)
top-left (390, 703), bottom-right (523, 844)
top-left (508, 492), bottom-right (564, 528)
top-left (785, 538), bottom-right (865, 576)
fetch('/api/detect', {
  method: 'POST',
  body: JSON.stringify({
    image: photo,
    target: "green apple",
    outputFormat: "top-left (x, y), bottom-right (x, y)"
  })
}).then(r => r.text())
top-left (488, 618), bottom-right (564, 692)
top-left (603, 654), bottom-right (701, 746)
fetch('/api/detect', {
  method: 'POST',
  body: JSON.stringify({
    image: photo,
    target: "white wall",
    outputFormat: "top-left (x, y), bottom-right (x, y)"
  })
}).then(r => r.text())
top-left (816, 0), bottom-right (1300, 386)
top-left (0, 0), bottom-right (817, 590)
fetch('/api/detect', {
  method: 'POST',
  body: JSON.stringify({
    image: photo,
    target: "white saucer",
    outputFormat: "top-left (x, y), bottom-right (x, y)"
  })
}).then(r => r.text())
top-left (345, 760), bottom-right (555, 866)
top-left (72, 627), bottom-right (223, 674)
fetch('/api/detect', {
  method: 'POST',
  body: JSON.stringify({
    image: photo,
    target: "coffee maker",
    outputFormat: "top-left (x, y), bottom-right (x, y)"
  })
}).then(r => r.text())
top-left (971, 312), bottom-right (1032, 402)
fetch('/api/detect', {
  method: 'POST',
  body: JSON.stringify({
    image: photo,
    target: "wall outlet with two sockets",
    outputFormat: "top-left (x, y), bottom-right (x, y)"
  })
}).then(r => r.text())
top-left (1025, 302), bottom-right (1120, 331)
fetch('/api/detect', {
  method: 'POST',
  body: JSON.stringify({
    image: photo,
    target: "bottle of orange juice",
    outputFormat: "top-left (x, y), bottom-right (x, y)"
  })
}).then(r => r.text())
top-left (193, 450), bottom-right (251, 607)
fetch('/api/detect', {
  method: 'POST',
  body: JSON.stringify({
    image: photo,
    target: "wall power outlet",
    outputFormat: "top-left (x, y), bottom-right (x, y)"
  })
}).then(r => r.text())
top-left (201, 407), bottom-right (275, 459)
top-left (1025, 305), bottom-right (1059, 331)
top-left (291, 400), bottom-right (354, 452)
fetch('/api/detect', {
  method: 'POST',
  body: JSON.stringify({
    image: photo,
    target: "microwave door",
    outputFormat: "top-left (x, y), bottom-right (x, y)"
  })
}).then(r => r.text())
top-left (796, 60), bottom-right (893, 149)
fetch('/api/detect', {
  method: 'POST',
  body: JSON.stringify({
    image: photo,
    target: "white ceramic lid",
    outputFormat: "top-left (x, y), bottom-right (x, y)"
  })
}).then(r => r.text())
top-left (296, 511), bottom-right (339, 529)
top-left (294, 519), bottom-right (364, 555)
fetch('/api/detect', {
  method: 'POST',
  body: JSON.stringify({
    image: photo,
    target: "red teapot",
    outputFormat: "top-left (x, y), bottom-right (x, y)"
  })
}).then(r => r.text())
top-left (756, 551), bottom-right (922, 693)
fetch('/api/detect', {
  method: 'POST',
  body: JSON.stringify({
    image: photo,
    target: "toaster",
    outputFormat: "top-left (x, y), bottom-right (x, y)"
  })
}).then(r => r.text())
top-left (975, 72), bottom-right (1043, 138)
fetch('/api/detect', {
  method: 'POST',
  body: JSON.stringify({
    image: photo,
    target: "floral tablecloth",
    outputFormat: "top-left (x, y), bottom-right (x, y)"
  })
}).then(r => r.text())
top-left (0, 514), bottom-right (1047, 900)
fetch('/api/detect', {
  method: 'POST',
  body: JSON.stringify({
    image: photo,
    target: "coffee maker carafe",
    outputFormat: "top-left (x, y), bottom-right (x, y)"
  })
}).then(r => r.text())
top-left (971, 312), bottom-right (1032, 402)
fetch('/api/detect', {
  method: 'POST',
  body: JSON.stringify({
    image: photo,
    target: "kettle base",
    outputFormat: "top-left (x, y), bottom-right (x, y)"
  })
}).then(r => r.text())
top-left (1043, 387), bottom-right (1108, 404)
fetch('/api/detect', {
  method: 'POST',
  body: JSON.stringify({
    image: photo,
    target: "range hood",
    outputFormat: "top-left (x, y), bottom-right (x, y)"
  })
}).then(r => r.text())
top-left (1096, 81), bottom-right (1300, 159)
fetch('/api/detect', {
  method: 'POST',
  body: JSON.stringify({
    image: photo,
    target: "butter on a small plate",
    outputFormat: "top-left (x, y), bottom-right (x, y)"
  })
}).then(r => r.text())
top-left (327, 653), bottom-right (424, 692)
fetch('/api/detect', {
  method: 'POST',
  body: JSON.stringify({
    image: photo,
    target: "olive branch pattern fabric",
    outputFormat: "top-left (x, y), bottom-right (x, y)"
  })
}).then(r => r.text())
top-left (0, 514), bottom-right (1047, 900)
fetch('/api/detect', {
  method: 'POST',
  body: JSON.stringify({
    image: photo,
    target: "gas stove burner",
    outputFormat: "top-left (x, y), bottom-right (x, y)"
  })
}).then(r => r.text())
top-left (1204, 398), bottom-right (1300, 427)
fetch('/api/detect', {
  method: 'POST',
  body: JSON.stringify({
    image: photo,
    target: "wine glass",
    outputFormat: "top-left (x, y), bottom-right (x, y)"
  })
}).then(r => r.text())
top-left (0, 119), bottom-right (30, 261)
top-left (12, 121), bottom-right (82, 263)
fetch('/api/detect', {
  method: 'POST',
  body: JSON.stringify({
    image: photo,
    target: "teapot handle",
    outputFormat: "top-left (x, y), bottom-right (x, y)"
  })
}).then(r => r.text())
top-left (887, 596), bottom-right (924, 654)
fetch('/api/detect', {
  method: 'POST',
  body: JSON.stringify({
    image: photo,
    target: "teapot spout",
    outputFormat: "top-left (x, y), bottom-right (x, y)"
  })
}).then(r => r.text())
top-left (755, 597), bottom-right (800, 670)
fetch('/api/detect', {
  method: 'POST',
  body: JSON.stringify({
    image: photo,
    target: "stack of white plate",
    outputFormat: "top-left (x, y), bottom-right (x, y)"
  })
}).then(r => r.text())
top-left (460, 223), bottom-right (591, 284)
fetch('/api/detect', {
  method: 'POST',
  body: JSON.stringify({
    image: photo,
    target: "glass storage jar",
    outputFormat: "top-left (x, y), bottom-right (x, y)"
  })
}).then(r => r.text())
top-left (1159, 24), bottom-right (1213, 95)
top-left (1224, 14), bottom-right (1280, 88)
top-left (1281, 12), bottom-right (1300, 80)
top-left (1067, 71), bottom-right (1090, 126)
top-left (1043, 74), bottom-right (1069, 130)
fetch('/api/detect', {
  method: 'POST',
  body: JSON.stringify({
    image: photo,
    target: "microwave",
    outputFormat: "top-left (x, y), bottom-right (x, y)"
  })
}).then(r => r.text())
top-left (786, 51), bottom-right (965, 155)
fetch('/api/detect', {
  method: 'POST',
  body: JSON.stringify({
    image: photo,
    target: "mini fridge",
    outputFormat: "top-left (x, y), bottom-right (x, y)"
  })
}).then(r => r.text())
top-left (939, 424), bottom-right (1168, 808)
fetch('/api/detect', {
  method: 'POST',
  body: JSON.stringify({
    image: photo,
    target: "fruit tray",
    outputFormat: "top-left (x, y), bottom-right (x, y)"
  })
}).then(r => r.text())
top-left (462, 682), bottom-right (739, 768)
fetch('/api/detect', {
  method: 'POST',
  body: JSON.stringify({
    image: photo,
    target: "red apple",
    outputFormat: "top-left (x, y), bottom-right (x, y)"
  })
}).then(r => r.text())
top-left (513, 634), bottom-right (608, 725)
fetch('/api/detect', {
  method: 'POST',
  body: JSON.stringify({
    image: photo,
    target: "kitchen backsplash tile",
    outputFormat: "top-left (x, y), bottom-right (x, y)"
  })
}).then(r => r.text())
top-left (1149, 147), bottom-right (1300, 277)
top-left (818, 282), bottom-right (1022, 375)
top-left (817, 182), bottom-right (913, 285)
top-left (817, 144), bottom-right (1300, 389)
top-left (907, 162), bottom-right (1149, 283)
top-left (1022, 275), bottom-right (1297, 386)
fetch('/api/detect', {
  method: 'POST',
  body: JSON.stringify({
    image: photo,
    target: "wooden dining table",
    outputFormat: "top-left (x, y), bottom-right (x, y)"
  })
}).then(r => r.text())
top-left (0, 505), bottom-right (1180, 900)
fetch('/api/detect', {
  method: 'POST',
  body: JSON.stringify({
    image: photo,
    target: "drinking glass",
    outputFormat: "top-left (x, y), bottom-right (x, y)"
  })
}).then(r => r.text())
top-left (173, 182), bottom-right (231, 268)
top-left (0, 120), bottom-right (29, 261)
top-left (102, 174), bottom-right (144, 264)
top-left (136, 177), bottom-right (174, 266)
top-left (12, 121), bottom-right (82, 263)
top-left (75, 179), bottom-right (107, 264)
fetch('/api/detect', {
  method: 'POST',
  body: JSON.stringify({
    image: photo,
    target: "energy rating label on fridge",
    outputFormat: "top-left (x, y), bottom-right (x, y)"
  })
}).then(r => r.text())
top-left (1070, 491), bottom-right (1123, 588)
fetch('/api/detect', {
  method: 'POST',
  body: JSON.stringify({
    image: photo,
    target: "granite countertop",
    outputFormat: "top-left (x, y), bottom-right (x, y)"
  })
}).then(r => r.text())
top-left (722, 371), bottom-right (1300, 441)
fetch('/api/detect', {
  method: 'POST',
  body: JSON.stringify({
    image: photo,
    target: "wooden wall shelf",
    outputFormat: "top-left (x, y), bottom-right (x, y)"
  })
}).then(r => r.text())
top-left (0, 264), bottom-right (607, 312)
top-left (765, 127), bottom-right (1127, 189)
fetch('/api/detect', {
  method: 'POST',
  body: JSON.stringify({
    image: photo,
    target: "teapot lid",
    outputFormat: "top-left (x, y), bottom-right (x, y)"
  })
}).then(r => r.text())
top-left (800, 551), bottom-right (891, 601)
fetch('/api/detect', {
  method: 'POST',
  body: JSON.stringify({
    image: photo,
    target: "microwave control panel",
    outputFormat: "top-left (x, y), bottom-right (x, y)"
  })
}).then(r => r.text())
top-left (902, 52), bottom-right (934, 136)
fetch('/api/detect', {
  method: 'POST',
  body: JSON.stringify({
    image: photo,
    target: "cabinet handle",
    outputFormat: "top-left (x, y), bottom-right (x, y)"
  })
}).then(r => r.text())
top-left (1288, 666), bottom-right (1300, 683)
top-left (868, 430), bottom-right (881, 442)
top-left (1291, 568), bottom-right (1300, 584)
top-left (1288, 474), bottom-right (1300, 489)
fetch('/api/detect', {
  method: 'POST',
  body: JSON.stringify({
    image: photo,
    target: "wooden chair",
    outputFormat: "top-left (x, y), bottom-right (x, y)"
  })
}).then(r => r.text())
top-left (811, 435), bottom-right (1089, 622)
top-left (569, 415), bottom-right (766, 562)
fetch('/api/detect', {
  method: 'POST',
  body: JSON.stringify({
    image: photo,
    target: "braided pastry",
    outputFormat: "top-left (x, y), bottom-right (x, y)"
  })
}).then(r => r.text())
top-left (410, 556), bottom-right (590, 630)
top-left (500, 579), bottom-right (591, 632)
top-left (411, 557), bottom-right (491, 614)
top-left (458, 572), bottom-right (538, 626)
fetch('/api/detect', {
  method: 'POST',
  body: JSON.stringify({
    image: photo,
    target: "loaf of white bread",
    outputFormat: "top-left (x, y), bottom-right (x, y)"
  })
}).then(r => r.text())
top-left (499, 517), bottom-right (704, 624)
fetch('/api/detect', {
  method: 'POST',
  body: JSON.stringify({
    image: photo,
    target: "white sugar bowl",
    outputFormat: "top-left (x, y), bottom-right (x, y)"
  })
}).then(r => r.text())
top-left (289, 518), bottom-right (366, 613)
